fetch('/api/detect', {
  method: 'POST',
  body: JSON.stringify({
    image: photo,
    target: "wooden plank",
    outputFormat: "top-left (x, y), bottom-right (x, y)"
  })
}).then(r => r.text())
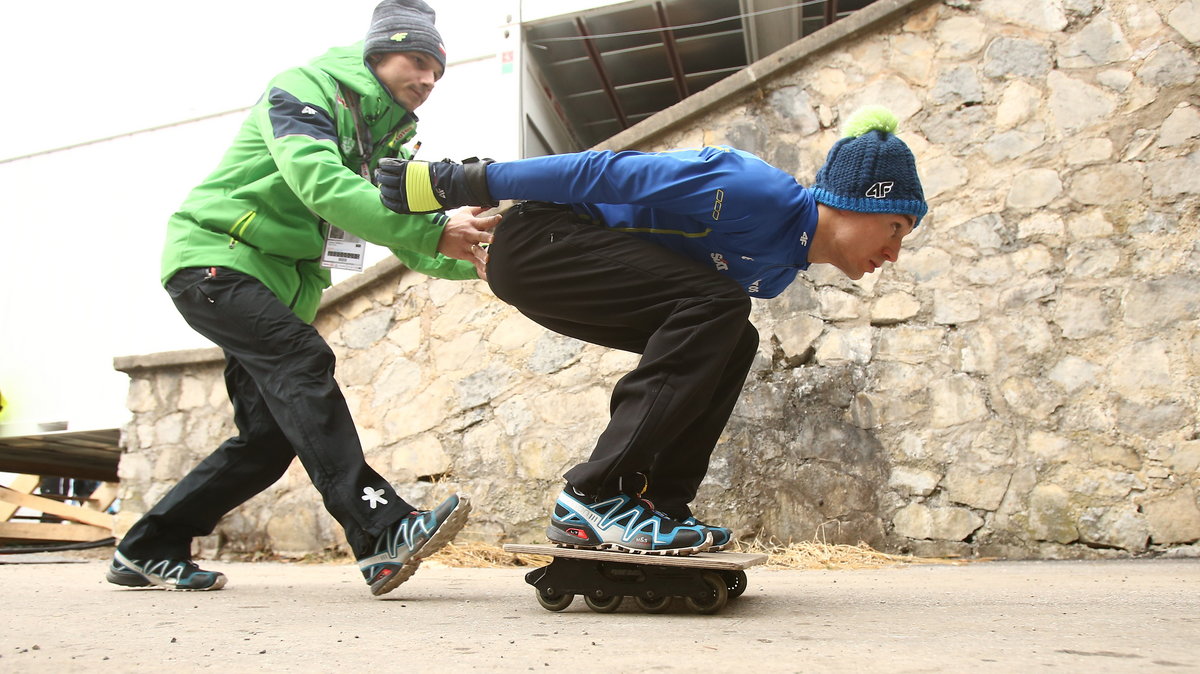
top-left (0, 487), bottom-right (114, 529)
top-left (84, 482), bottom-right (119, 513)
top-left (0, 521), bottom-right (111, 543)
top-left (0, 474), bottom-right (41, 521)
top-left (502, 544), bottom-right (768, 570)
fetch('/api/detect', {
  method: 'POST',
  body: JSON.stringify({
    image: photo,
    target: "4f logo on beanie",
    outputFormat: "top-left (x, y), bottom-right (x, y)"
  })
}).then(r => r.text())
top-left (865, 181), bottom-right (894, 199)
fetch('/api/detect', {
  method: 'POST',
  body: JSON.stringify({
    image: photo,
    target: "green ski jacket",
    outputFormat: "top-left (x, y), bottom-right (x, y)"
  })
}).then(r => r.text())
top-left (161, 42), bottom-right (476, 322)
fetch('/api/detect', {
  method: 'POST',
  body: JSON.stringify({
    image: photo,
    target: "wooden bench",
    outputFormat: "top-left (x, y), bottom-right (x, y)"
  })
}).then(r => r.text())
top-left (0, 429), bottom-right (120, 544)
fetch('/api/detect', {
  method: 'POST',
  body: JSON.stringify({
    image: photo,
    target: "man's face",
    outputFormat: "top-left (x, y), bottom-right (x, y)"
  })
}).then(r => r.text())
top-left (373, 51), bottom-right (443, 111)
top-left (829, 210), bottom-right (916, 280)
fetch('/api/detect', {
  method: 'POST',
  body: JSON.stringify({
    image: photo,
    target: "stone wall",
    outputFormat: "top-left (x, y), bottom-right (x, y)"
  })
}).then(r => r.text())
top-left (114, 0), bottom-right (1200, 559)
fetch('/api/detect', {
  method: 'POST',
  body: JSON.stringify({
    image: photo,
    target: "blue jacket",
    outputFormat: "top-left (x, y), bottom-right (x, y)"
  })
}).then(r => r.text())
top-left (485, 147), bottom-right (818, 298)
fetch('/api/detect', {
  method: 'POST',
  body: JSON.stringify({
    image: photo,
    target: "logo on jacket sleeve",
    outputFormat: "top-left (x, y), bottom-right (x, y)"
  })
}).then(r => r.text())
top-left (710, 252), bottom-right (730, 271)
top-left (711, 189), bottom-right (725, 220)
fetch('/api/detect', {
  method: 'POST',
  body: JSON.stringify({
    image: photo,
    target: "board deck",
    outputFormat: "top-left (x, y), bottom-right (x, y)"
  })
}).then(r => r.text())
top-left (502, 543), bottom-right (767, 571)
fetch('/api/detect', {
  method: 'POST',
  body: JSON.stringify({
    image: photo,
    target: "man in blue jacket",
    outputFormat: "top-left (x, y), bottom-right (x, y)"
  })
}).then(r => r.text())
top-left (377, 107), bottom-right (928, 555)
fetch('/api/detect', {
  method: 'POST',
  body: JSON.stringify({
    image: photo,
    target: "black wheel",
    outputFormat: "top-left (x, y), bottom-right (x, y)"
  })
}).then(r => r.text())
top-left (536, 589), bottom-right (574, 612)
top-left (723, 570), bottom-right (748, 599)
top-left (635, 595), bottom-right (673, 613)
top-left (683, 572), bottom-right (729, 614)
top-left (584, 594), bottom-right (622, 613)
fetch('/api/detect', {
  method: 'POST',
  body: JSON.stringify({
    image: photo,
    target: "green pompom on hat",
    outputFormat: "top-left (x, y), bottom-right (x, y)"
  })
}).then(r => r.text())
top-left (842, 105), bottom-right (899, 138)
top-left (811, 105), bottom-right (928, 227)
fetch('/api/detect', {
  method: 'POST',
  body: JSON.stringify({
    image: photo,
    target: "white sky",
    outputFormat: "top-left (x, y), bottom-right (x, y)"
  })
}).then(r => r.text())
top-left (0, 0), bottom-right (612, 432)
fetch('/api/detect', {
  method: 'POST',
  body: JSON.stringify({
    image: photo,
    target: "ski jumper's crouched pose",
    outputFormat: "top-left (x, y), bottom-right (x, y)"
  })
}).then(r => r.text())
top-left (377, 107), bottom-right (928, 555)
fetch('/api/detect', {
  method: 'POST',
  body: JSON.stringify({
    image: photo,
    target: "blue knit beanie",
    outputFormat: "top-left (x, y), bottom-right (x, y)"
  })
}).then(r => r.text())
top-left (811, 106), bottom-right (928, 227)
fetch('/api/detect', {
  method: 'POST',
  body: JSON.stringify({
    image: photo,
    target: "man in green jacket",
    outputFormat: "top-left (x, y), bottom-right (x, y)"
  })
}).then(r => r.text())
top-left (107, 0), bottom-right (492, 597)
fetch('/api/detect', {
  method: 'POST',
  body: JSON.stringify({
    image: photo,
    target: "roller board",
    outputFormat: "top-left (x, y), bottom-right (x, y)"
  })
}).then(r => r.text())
top-left (502, 544), bottom-right (767, 614)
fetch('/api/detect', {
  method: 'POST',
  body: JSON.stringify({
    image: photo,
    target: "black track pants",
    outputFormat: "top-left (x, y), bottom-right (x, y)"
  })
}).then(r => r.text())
top-left (117, 267), bottom-right (413, 560)
top-left (487, 203), bottom-right (758, 518)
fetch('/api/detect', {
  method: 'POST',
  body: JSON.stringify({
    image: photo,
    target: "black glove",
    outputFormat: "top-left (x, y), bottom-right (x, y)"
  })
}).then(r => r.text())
top-left (376, 157), bottom-right (497, 214)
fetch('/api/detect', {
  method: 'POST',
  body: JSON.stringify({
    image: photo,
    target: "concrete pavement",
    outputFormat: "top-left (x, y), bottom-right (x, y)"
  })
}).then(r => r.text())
top-left (0, 553), bottom-right (1196, 672)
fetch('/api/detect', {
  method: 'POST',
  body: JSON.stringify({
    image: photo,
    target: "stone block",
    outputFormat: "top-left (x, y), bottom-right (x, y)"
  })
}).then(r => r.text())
top-left (932, 65), bottom-right (984, 106)
top-left (343, 308), bottom-right (393, 349)
top-left (1058, 14), bottom-right (1132, 68)
top-left (933, 289), bottom-right (981, 325)
top-left (814, 327), bottom-right (873, 366)
top-left (1166, 441), bottom-right (1200, 476)
top-left (816, 288), bottom-right (861, 321)
top-left (978, 0), bottom-right (1067, 31)
top-left (1136, 42), bottom-right (1198, 87)
top-left (935, 16), bottom-right (987, 60)
top-left (1070, 164), bottom-right (1145, 205)
top-left (1052, 290), bottom-right (1109, 339)
top-left (267, 506), bottom-right (323, 557)
top-left (983, 36), bottom-right (1053, 78)
top-left (1047, 356), bottom-right (1100, 393)
top-left (1168, 0), bottom-right (1200, 43)
top-left (125, 378), bottom-right (156, 414)
top-left (1028, 484), bottom-right (1078, 544)
top-left (944, 458), bottom-right (1013, 511)
top-left (1006, 169), bottom-right (1062, 210)
top-left (1106, 339), bottom-right (1173, 403)
top-left (876, 326), bottom-right (947, 365)
top-left (888, 466), bottom-right (942, 496)
top-left (1077, 504), bottom-right (1149, 552)
top-left (995, 81), bottom-right (1041, 130)
top-left (1047, 71), bottom-right (1117, 134)
top-left (1158, 104), bottom-right (1200, 146)
top-left (870, 292), bottom-right (921, 325)
top-left (1121, 276), bottom-right (1200, 329)
top-left (929, 374), bottom-right (989, 428)
top-left (892, 503), bottom-right (983, 541)
top-left (389, 434), bottom-right (450, 481)
top-left (1065, 137), bottom-right (1113, 166)
top-left (1147, 149), bottom-right (1200, 198)
top-left (1141, 489), bottom-right (1200, 544)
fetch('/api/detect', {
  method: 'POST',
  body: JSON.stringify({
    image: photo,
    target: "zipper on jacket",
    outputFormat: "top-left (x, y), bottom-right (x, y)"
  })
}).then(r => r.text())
top-left (230, 210), bottom-right (257, 238)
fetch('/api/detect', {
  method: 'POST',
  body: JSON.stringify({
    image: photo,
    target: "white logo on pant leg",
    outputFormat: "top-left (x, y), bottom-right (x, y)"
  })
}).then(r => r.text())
top-left (362, 487), bottom-right (388, 509)
top-left (865, 181), bottom-right (894, 198)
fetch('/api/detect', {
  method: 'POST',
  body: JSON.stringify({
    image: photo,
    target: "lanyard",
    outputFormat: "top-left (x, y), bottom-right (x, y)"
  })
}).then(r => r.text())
top-left (341, 87), bottom-right (375, 183)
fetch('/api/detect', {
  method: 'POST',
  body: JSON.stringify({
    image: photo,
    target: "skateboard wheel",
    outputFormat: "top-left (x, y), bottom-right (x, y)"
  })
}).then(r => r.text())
top-left (635, 595), bottom-right (672, 613)
top-left (683, 572), bottom-right (728, 614)
top-left (536, 589), bottom-right (574, 612)
top-left (584, 594), bottom-right (622, 613)
top-left (722, 570), bottom-right (748, 599)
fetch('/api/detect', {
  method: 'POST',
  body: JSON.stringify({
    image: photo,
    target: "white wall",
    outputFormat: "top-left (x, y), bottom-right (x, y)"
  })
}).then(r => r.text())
top-left (0, 0), bottom-right (573, 433)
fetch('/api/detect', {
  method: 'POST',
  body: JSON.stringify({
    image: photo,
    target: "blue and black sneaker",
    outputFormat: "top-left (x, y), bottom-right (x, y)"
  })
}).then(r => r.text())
top-left (547, 485), bottom-right (711, 556)
top-left (357, 492), bottom-right (471, 596)
top-left (681, 516), bottom-right (734, 551)
top-left (107, 552), bottom-right (227, 591)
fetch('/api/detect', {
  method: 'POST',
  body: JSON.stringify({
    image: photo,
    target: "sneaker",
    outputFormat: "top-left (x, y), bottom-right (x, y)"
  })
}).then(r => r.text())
top-left (547, 487), bottom-right (712, 555)
top-left (682, 516), bottom-right (734, 551)
top-left (375, 157), bottom-right (496, 214)
top-left (357, 492), bottom-right (471, 596)
top-left (107, 551), bottom-right (227, 591)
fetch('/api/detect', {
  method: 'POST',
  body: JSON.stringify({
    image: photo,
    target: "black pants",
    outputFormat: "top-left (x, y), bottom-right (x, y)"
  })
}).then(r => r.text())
top-left (117, 267), bottom-right (413, 560)
top-left (487, 203), bottom-right (759, 519)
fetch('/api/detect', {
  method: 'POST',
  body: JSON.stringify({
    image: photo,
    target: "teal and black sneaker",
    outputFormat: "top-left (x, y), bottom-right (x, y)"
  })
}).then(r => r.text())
top-left (547, 486), bottom-right (711, 556)
top-left (106, 552), bottom-right (227, 591)
top-left (357, 492), bottom-right (471, 597)
top-left (681, 516), bottom-right (734, 551)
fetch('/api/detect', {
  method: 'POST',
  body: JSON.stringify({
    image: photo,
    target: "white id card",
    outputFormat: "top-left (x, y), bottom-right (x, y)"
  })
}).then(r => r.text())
top-left (321, 226), bottom-right (366, 272)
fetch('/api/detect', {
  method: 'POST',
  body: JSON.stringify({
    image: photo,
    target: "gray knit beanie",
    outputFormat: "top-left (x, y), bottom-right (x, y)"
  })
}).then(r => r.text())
top-left (364, 0), bottom-right (446, 70)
